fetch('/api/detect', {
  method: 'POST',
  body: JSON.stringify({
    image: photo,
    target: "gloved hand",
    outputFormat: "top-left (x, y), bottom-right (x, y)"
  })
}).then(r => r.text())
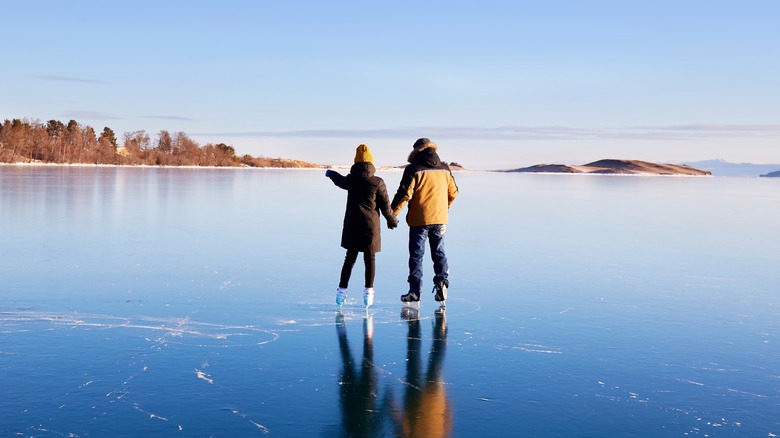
top-left (387, 218), bottom-right (399, 229)
top-left (325, 169), bottom-right (333, 178)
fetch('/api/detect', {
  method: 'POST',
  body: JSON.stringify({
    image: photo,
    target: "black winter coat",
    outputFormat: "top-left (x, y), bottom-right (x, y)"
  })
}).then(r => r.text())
top-left (327, 162), bottom-right (397, 253)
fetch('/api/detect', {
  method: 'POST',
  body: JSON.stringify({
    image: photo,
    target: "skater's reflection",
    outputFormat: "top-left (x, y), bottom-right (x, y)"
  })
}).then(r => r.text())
top-left (335, 312), bottom-right (382, 436)
top-left (392, 307), bottom-right (452, 437)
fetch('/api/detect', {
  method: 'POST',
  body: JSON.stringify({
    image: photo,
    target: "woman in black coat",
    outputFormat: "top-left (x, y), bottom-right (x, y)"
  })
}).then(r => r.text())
top-left (326, 144), bottom-right (398, 308)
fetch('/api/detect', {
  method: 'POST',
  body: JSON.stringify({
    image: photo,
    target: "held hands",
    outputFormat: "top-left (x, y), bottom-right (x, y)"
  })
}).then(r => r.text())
top-left (387, 217), bottom-right (399, 230)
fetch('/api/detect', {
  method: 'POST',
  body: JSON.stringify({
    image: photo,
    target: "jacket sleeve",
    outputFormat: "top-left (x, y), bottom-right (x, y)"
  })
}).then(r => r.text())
top-left (327, 171), bottom-right (348, 190)
top-left (447, 171), bottom-right (458, 207)
top-left (390, 166), bottom-right (415, 215)
top-left (376, 179), bottom-right (398, 225)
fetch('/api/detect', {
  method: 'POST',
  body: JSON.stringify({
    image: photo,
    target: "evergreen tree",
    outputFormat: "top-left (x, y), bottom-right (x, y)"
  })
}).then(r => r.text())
top-left (99, 127), bottom-right (118, 148)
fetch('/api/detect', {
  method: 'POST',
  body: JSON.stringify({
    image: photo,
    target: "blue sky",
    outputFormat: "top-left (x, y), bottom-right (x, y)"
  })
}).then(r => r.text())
top-left (2, 1), bottom-right (778, 168)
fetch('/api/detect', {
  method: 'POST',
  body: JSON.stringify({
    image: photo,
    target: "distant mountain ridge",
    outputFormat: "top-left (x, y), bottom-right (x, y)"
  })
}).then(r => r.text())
top-left (684, 159), bottom-right (780, 177)
top-left (504, 159), bottom-right (711, 176)
top-left (760, 170), bottom-right (780, 178)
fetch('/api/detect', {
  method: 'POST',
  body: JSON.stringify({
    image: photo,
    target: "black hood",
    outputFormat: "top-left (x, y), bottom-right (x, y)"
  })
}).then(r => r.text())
top-left (350, 161), bottom-right (375, 180)
top-left (411, 148), bottom-right (441, 167)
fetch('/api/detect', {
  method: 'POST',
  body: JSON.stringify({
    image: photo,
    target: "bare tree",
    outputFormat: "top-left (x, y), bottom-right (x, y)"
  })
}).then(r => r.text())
top-left (82, 126), bottom-right (98, 163)
top-left (167, 131), bottom-right (194, 165)
top-left (157, 130), bottom-right (172, 154)
top-left (122, 130), bottom-right (150, 164)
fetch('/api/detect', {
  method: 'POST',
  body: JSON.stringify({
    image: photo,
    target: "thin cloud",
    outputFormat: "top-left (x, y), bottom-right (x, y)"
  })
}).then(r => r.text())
top-left (630, 124), bottom-right (780, 139)
top-left (635, 124), bottom-right (780, 132)
top-left (193, 124), bottom-right (780, 141)
top-left (62, 111), bottom-right (122, 120)
top-left (141, 115), bottom-right (195, 121)
top-left (37, 75), bottom-right (105, 84)
top-left (193, 126), bottom-right (601, 140)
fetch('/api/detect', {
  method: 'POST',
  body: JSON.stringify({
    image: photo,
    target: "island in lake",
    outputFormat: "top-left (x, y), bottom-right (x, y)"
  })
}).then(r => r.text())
top-left (760, 170), bottom-right (780, 178)
top-left (503, 159), bottom-right (712, 176)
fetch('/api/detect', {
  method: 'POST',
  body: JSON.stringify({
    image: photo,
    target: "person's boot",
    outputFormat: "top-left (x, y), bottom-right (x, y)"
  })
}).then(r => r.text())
top-left (363, 287), bottom-right (374, 308)
top-left (433, 281), bottom-right (447, 306)
top-left (336, 287), bottom-right (348, 308)
top-left (400, 291), bottom-right (420, 307)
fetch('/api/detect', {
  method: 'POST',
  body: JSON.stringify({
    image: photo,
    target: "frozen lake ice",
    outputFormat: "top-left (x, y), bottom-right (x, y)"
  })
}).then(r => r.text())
top-left (1, 165), bottom-right (778, 436)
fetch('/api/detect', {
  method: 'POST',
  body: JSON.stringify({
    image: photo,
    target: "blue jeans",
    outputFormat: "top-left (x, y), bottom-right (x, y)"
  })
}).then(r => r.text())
top-left (408, 225), bottom-right (449, 294)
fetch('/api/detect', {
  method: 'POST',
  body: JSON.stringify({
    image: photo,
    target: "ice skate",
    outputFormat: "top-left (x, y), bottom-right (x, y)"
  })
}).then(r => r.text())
top-left (336, 287), bottom-right (348, 309)
top-left (363, 287), bottom-right (374, 308)
top-left (400, 291), bottom-right (420, 308)
top-left (433, 281), bottom-right (447, 308)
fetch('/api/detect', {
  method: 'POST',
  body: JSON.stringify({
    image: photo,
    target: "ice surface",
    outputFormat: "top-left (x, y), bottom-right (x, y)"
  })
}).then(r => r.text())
top-left (1, 167), bottom-right (779, 436)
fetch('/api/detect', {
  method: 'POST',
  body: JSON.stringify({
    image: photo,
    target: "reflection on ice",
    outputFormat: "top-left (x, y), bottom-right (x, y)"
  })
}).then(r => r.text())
top-left (335, 312), bottom-right (381, 435)
top-left (334, 307), bottom-right (452, 437)
top-left (392, 307), bottom-right (452, 437)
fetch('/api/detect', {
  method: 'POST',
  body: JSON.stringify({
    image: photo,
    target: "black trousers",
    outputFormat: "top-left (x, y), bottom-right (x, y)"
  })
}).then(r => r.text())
top-left (339, 249), bottom-right (376, 289)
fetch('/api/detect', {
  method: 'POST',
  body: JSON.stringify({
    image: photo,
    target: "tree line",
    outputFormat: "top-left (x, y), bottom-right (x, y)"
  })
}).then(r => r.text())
top-left (0, 118), bottom-right (318, 168)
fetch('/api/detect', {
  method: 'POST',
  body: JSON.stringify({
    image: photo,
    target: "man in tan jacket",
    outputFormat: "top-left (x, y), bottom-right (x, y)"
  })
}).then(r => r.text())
top-left (391, 138), bottom-right (458, 305)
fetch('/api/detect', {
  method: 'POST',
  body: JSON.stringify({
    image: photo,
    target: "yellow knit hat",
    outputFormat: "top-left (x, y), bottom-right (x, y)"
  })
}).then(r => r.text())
top-left (354, 144), bottom-right (374, 163)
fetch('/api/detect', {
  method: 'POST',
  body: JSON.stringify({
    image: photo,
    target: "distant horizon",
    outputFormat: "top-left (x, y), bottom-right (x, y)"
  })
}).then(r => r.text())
top-left (4, 114), bottom-right (778, 170)
top-left (3, 151), bottom-right (779, 174)
top-left (5, 115), bottom-right (779, 169)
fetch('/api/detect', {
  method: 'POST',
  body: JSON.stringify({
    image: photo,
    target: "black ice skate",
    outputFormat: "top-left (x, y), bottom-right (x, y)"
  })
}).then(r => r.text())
top-left (433, 281), bottom-right (447, 307)
top-left (400, 291), bottom-right (420, 307)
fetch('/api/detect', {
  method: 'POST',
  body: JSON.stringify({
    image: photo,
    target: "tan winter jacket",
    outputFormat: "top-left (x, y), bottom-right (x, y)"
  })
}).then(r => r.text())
top-left (391, 146), bottom-right (458, 227)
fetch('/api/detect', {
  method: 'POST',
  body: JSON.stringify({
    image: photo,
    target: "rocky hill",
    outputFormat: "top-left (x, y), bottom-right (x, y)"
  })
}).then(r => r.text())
top-left (685, 159), bottom-right (780, 177)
